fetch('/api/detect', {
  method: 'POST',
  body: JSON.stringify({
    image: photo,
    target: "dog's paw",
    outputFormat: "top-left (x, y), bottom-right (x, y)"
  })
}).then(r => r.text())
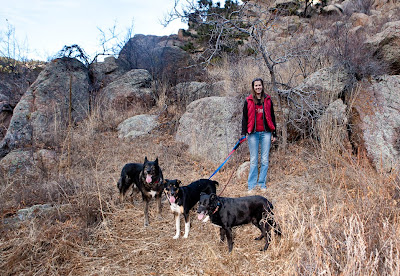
top-left (173, 235), bottom-right (180, 239)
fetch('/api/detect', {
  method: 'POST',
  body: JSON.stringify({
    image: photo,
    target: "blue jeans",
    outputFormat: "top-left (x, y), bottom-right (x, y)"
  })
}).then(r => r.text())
top-left (247, 131), bottom-right (272, 190)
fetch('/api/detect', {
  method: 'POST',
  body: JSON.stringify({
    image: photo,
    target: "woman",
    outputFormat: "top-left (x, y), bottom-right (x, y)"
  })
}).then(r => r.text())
top-left (241, 78), bottom-right (277, 192)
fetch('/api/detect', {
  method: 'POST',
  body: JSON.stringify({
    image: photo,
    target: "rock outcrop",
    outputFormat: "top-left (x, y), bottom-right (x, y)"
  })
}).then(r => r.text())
top-left (173, 81), bottom-right (223, 107)
top-left (89, 56), bottom-right (127, 91)
top-left (176, 96), bottom-right (242, 164)
top-left (365, 20), bottom-right (400, 74)
top-left (118, 34), bottom-right (200, 85)
top-left (117, 114), bottom-right (160, 139)
top-left (0, 58), bottom-right (90, 157)
top-left (350, 75), bottom-right (400, 171)
top-left (100, 69), bottom-right (155, 109)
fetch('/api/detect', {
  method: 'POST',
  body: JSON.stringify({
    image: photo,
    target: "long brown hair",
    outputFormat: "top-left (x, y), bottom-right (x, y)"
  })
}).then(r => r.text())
top-left (251, 78), bottom-right (265, 101)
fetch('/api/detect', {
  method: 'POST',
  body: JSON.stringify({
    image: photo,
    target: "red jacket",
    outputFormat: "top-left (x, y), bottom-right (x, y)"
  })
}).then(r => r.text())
top-left (241, 94), bottom-right (276, 136)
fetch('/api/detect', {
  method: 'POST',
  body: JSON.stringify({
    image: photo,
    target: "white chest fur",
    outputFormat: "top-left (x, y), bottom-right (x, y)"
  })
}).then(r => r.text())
top-left (170, 203), bottom-right (182, 214)
top-left (148, 190), bottom-right (157, 198)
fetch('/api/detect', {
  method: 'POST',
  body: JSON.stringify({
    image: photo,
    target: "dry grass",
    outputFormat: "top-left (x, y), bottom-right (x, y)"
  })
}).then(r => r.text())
top-left (1, 101), bottom-right (400, 275)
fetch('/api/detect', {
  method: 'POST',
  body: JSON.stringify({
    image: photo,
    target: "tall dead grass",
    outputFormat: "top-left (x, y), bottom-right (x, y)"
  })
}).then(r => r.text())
top-left (1, 93), bottom-right (400, 275)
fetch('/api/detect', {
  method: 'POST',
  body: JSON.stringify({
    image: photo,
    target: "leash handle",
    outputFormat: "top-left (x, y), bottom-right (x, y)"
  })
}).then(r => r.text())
top-left (234, 135), bottom-right (247, 150)
top-left (209, 136), bottom-right (247, 180)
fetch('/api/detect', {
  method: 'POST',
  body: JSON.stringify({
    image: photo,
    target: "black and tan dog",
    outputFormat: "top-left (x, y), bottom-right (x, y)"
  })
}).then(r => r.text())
top-left (117, 157), bottom-right (164, 226)
top-left (197, 193), bottom-right (281, 252)
top-left (164, 179), bottom-right (218, 239)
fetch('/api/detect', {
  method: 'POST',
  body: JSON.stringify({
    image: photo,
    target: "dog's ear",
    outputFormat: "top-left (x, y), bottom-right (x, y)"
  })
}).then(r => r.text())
top-left (155, 157), bottom-right (159, 165)
top-left (209, 193), bottom-right (218, 202)
top-left (144, 156), bottom-right (148, 163)
top-left (177, 179), bottom-right (182, 186)
top-left (163, 179), bottom-right (169, 188)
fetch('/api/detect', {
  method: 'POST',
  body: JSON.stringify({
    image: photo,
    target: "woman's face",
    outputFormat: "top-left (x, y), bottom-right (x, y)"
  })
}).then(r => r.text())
top-left (253, 80), bottom-right (263, 96)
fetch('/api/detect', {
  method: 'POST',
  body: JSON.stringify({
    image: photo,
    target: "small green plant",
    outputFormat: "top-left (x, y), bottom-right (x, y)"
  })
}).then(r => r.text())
top-left (181, 41), bottom-right (196, 53)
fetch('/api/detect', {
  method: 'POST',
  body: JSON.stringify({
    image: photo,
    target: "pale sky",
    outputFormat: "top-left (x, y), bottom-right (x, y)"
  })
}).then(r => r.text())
top-left (0, 0), bottom-right (188, 61)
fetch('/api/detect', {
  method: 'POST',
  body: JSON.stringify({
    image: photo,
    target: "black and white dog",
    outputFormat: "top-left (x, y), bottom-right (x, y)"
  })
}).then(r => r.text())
top-left (197, 193), bottom-right (281, 252)
top-left (164, 179), bottom-right (218, 239)
top-left (117, 157), bottom-right (164, 226)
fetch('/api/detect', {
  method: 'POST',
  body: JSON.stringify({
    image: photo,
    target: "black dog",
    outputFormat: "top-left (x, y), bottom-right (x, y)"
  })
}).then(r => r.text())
top-left (117, 157), bottom-right (164, 226)
top-left (197, 193), bottom-right (281, 252)
top-left (164, 179), bottom-right (218, 239)
top-left (117, 163), bottom-right (142, 201)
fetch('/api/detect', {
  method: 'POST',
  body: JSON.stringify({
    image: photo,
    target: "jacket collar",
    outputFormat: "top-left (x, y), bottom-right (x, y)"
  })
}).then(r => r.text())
top-left (247, 93), bottom-right (270, 102)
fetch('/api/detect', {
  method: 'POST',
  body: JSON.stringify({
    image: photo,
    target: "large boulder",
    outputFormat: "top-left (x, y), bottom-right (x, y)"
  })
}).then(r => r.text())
top-left (0, 58), bottom-right (90, 158)
top-left (117, 114), bottom-right (159, 139)
top-left (365, 21), bottom-right (400, 74)
top-left (350, 75), bottom-right (400, 171)
top-left (0, 149), bottom-right (35, 176)
top-left (0, 148), bottom-right (58, 179)
top-left (173, 81), bottom-right (223, 107)
top-left (89, 56), bottom-right (127, 91)
top-left (100, 69), bottom-right (155, 109)
top-left (297, 67), bottom-right (349, 104)
top-left (118, 34), bottom-right (200, 85)
top-left (176, 96), bottom-right (242, 164)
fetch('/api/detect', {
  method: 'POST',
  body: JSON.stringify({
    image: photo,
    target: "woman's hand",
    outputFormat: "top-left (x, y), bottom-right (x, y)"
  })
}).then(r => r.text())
top-left (271, 136), bottom-right (276, 143)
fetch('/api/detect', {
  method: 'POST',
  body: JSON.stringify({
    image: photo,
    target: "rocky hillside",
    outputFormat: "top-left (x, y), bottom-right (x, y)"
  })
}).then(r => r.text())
top-left (1, 0), bottom-right (400, 275)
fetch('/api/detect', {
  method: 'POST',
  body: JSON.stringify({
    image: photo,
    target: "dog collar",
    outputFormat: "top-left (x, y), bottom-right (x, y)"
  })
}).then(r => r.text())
top-left (212, 202), bottom-right (221, 214)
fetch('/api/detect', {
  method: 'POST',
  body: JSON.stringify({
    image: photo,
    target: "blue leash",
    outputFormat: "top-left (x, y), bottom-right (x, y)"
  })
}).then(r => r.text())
top-left (209, 136), bottom-right (247, 179)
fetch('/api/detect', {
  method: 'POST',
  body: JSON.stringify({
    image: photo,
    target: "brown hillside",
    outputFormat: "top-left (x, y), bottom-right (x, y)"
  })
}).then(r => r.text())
top-left (1, 106), bottom-right (399, 275)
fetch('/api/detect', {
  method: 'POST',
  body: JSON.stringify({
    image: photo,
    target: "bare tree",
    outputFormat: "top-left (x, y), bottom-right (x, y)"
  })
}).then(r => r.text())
top-left (165, 0), bottom-right (326, 147)
top-left (0, 20), bottom-right (31, 73)
top-left (96, 19), bottom-right (135, 61)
